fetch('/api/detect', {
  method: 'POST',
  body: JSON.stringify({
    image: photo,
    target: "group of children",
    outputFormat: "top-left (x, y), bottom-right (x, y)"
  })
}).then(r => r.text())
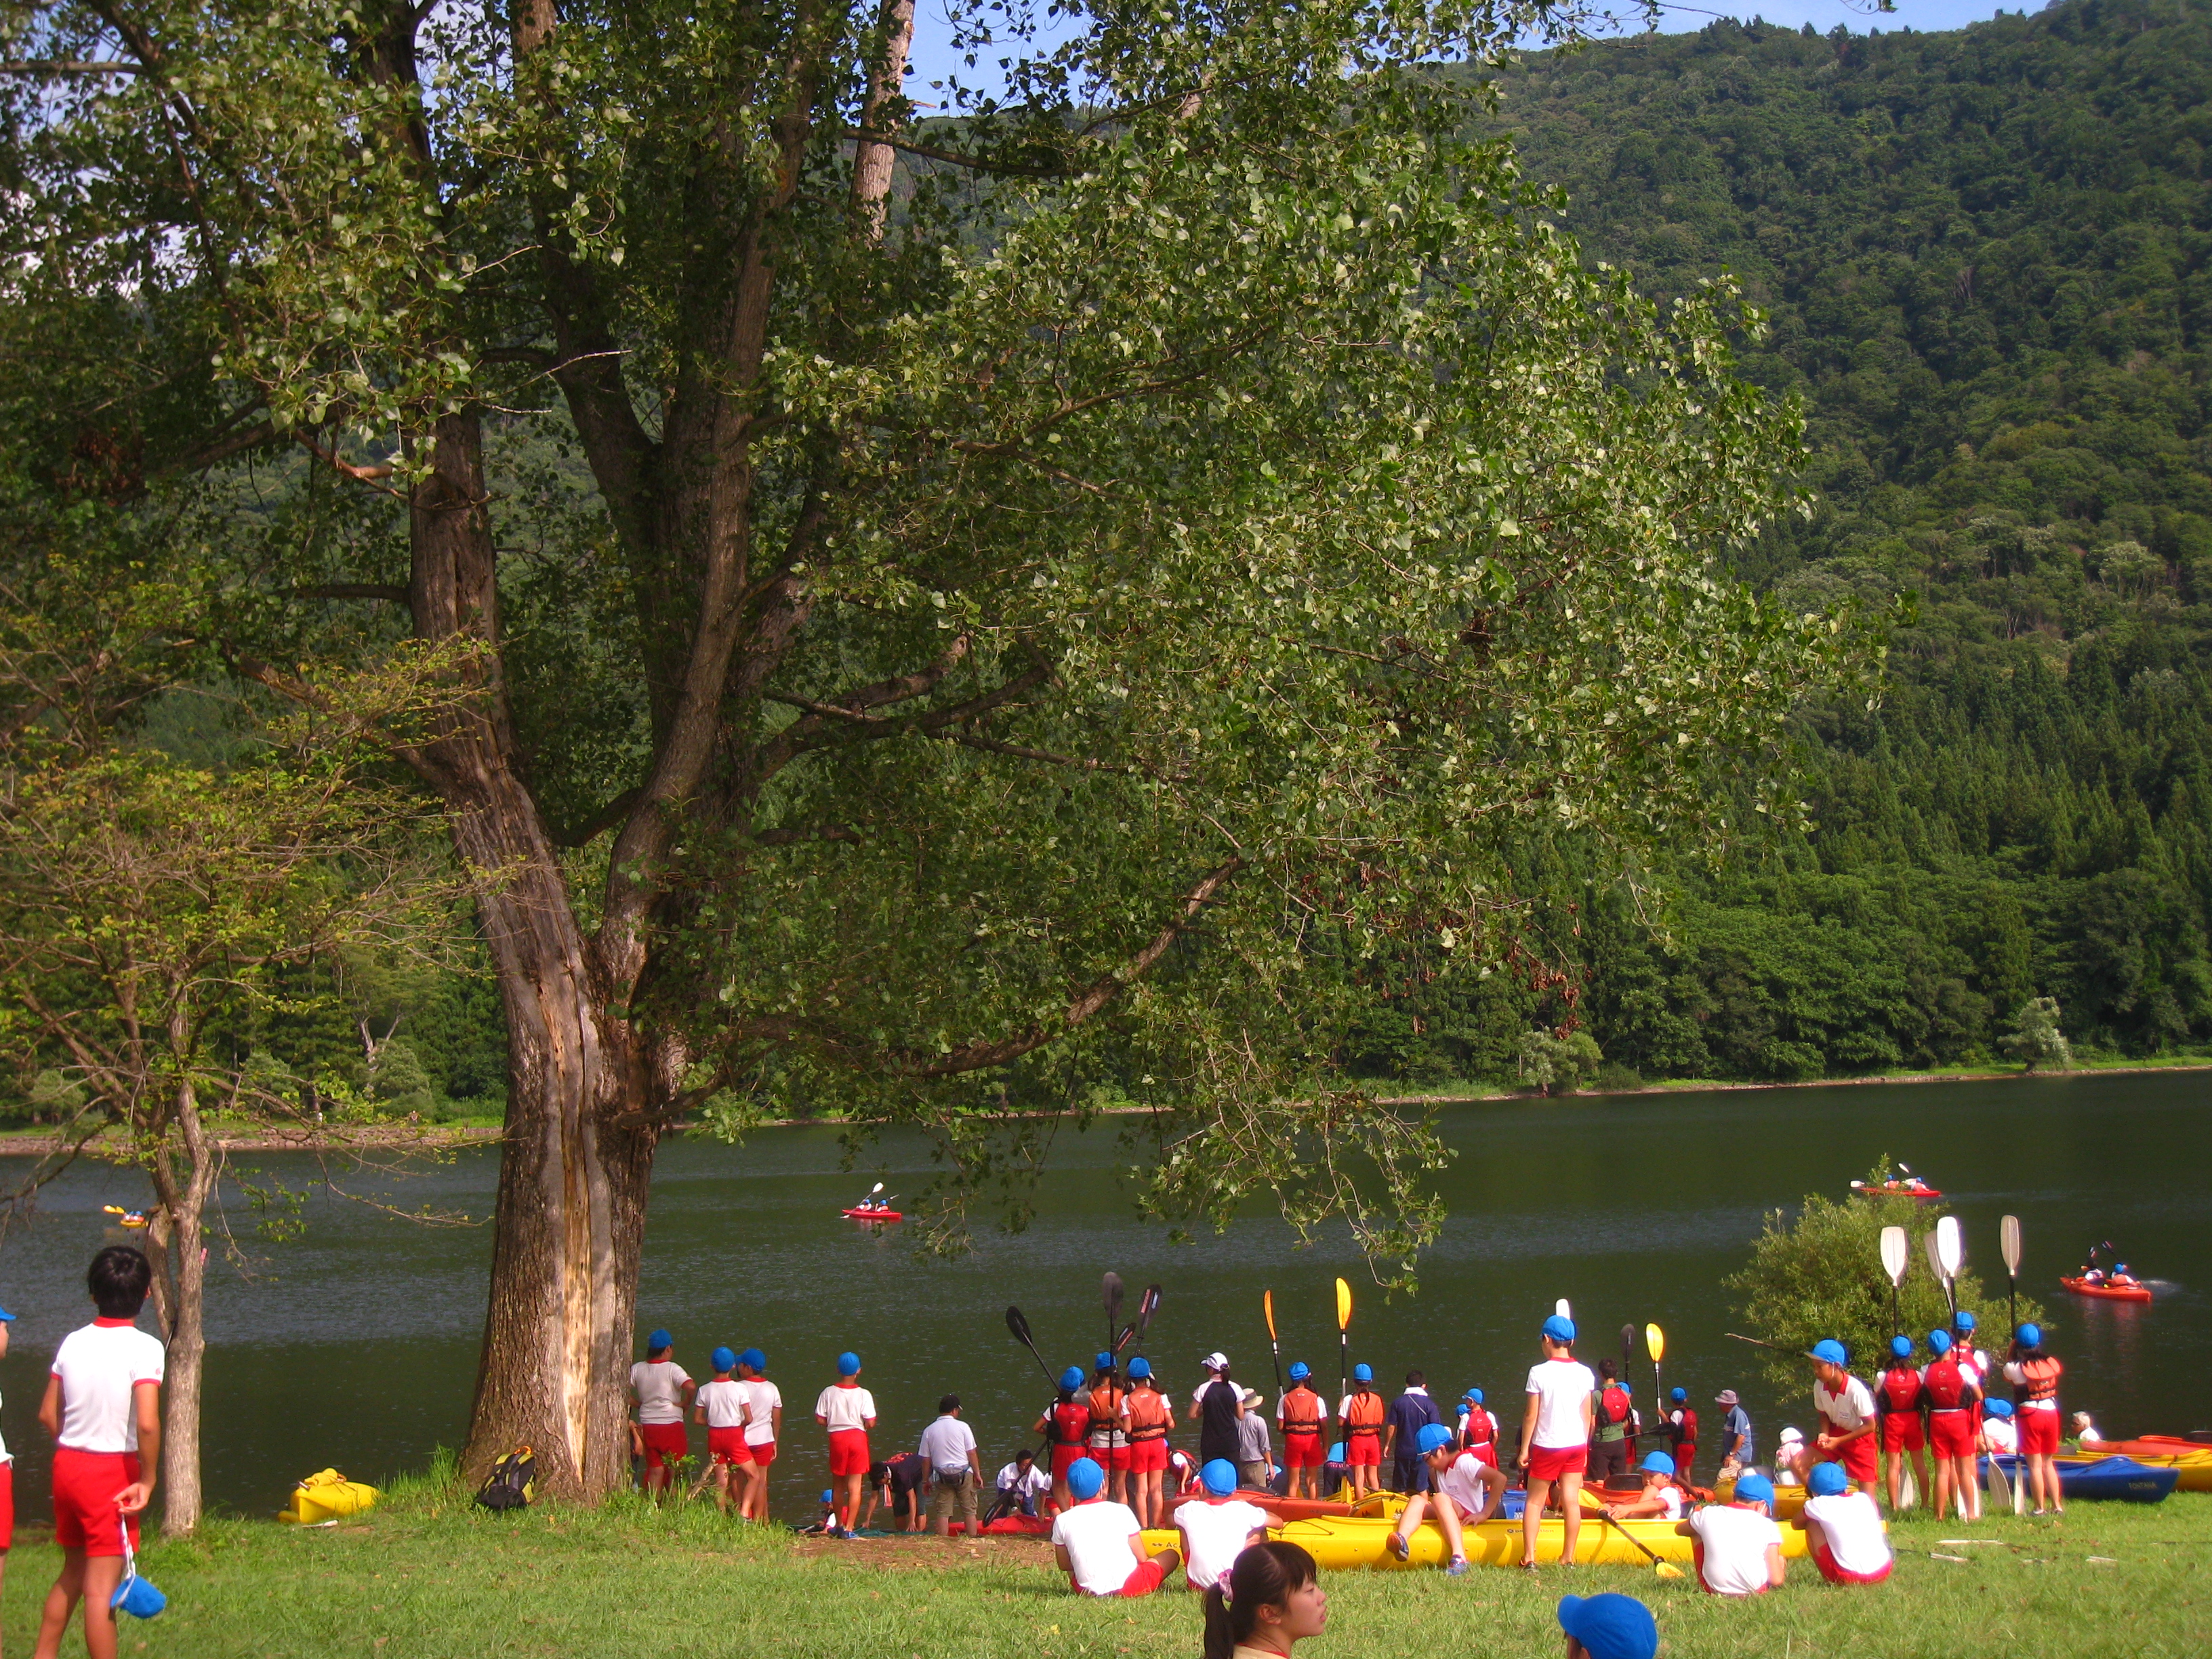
top-left (626, 1332), bottom-right (785, 1519)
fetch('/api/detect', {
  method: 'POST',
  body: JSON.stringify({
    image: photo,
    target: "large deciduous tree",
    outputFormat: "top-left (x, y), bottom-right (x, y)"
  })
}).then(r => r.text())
top-left (2, 0), bottom-right (1868, 1495)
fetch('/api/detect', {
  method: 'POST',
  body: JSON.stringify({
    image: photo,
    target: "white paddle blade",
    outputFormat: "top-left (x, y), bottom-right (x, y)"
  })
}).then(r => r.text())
top-left (1986, 1452), bottom-right (2010, 1509)
top-left (1936, 1215), bottom-right (1964, 1280)
top-left (1899, 1462), bottom-right (1919, 1511)
top-left (1925, 1228), bottom-right (1947, 1283)
top-left (1556, 1298), bottom-right (1572, 1319)
top-left (871, 1182), bottom-right (884, 1193)
top-left (2001, 1214), bottom-right (2023, 1277)
top-left (1881, 1226), bottom-right (1908, 1287)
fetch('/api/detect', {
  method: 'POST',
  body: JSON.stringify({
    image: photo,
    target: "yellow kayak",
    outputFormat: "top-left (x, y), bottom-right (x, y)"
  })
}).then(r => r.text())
top-left (279, 1469), bottom-right (379, 1524)
top-left (1712, 1479), bottom-right (1809, 1519)
top-left (1144, 1513), bottom-right (1811, 1570)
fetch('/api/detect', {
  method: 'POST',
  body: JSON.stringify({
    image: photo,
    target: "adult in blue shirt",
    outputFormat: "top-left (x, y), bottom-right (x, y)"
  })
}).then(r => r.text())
top-left (1384, 1370), bottom-right (1443, 1493)
top-left (1715, 1388), bottom-right (1755, 1480)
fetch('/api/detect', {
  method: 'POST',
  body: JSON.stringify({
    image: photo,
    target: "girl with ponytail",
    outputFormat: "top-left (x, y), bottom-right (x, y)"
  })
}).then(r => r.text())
top-left (1202, 1541), bottom-right (1326, 1659)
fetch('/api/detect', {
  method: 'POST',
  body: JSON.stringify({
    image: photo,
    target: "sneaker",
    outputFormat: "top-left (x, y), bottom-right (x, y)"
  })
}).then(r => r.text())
top-left (1388, 1532), bottom-right (1411, 1562)
top-left (1445, 1559), bottom-right (1469, 1577)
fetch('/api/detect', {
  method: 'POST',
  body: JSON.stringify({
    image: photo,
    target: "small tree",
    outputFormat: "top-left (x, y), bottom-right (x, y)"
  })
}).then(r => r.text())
top-left (1999, 997), bottom-right (2072, 1073)
top-left (1519, 1029), bottom-right (1603, 1097)
top-left (1725, 1164), bottom-right (2044, 1396)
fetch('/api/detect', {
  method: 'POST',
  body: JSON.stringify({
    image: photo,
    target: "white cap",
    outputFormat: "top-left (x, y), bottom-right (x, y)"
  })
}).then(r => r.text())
top-left (1780, 1427), bottom-right (1803, 1442)
top-left (1201, 1351), bottom-right (1230, 1372)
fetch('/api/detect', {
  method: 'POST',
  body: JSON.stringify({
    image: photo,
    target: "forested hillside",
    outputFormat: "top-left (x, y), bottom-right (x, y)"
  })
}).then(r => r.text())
top-left (1353, 0), bottom-right (2212, 1084)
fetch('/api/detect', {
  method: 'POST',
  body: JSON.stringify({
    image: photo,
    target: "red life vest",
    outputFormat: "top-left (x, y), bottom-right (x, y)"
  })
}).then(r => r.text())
top-left (1280, 1386), bottom-right (1324, 1435)
top-left (2015, 1355), bottom-right (2063, 1405)
top-left (1343, 1391), bottom-right (1385, 1437)
top-left (1881, 1365), bottom-right (1924, 1412)
top-left (1125, 1388), bottom-right (1170, 1441)
top-left (1923, 1356), bottom-right (1971, 1411)
top-left (1463, 1408), bottom-right (1498, 1452)
top-left (1050, 1399), bottom-right (1091, 1446)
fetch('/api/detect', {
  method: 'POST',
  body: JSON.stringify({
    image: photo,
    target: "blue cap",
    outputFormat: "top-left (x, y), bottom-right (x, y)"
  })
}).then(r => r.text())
top-left (1416, 1424), bottom-right (1454, 1456)
top-left (1327, 1441), bottom-right (1345, 1463)
top-left (1733, 1473), bottom-right (1776, 1506)
top-left (1639, 1452), bottom-right (1676, 1477)
top-left (1201, 1458), bottom-right (1238, 1495)
top-left (1807, 1462), bottom-right (1847, 1497)
top-left (1059, 1365), bottom-right (1085, 1391)
top-left (646, 1328), bottom-right (672, 1351)
top-left (1986, 1398), bottom-right (2015, 1418)
top-left (1891, 1334), bottom-right (1914, 1359)
top-left (1457, 1401), bottom-right (1471, 1415)
top-left (738, 1347), bottom-right (765, 1371)
top-left (0, 1305), bottom-right (13, 1322)
top-left (1067, 1457), bottom-right (1104, 1500)
top-left (1670, 1386), bottom-right (1686, 1404)
top-left (1466, 1387), bottom-right (1484, 1404)
top-left (1928, 1329), bottom-right (1952, 1355)
top-left (1955, 1310), bottom-right (1978, 1332)
top-left (1289, 1361), bottom-right (1311, 1382)
top-left (1128, 1357), bottom-right (1151, 1380)
top-left (1543, 1314), bottom-right (1576, 1344)
top-left (2115, 1263), bottom-right (2128, 1273)
top-left (1096, 1351), bottom-right (1115, 1370)
top-left (821, 1488), bottom-right (835, 1502)
top-left (1811, 1339), bottom-right (1847, 1366)
top-left (1557, 1593), bottom-right (1659, 1659)
top-left (2016, 1322), bottom-right (2043, 1349)
top-left (1353, 1363), bottom-right (1374, 1382)
top-left (710, 1345), bottom-right (738, 1373)
top-left (838, 1351), bottom-right (861, 1376)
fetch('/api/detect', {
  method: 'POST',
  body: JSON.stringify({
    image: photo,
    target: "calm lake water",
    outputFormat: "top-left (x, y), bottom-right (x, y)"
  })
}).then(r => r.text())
top-left (0, 1069), bottom-right (2203, 1521)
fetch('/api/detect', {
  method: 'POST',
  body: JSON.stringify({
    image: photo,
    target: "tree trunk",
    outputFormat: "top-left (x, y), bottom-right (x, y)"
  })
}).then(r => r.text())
top-left (145, 1071), bottom-right (216, 1536)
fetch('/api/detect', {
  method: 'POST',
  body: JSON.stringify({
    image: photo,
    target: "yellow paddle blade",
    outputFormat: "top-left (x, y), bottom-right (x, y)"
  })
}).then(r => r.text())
top-left (1335, 1277), bottom-right (1353, 1331)
top-left (1645, 1323), bottom-right (1665, 1364)
top-left (1264, 1290), bottom-right (1277, 1342)
top-left (1656, 1562), bottom-right (1685, 1580)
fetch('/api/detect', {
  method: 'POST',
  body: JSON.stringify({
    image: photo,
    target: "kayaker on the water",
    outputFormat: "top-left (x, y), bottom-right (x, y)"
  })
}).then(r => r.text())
top-left (1038, 1366), bottom-right (1093, 1513)
top-left (693, 1346), bottom-right (752, 1513)
top-left (1087, 1353), bottom-right (1131, 1507)
top-left (1122, 1357), bottom-right (1173, 1528)
top-left (1792, 1339), bottom-right (1879, 1500)
top-left (1201, 1540), bottom-right (1326, 1659)
top-left (1382, 1370), bottom-right (1442, 1496)
top-left (1678, 1471), bottom-right (1786, 1596)
top-left (630, 1328), bottom-right (695, 1502)
top-left (1601, 1451), bottom-right (1683, 1521)
top-left (1557, 1591), bottom-right (1660, 1659)
top-left (1714, 1389), bottom-right (1753, 1482)
top-left (1586, 1359), bottom-right (1635, 1485)
top-left (2003, 1322), bottom-right (2066, 1515)
top-left (1877, 1334), bottom-right (1930, 1515)
top-left (1921, 1328), bottom-right (1982, 1523)
top-left (1665, 1387), bottom-right (1697, 1486)
top-left (1277, 1362), bottom-right (1328, 1500)
top-left (1050, 1456), bottom-right (1179, 1597)
top-left (1388, 1422), bottom-right (1507, 1574)
top-left (1518, 1314), bottom-right (1597, 1573)
top-left (815, 1351), bottom-right (877, 1536)
top-left (2110, 1262), bottom-right (2141, 1288)
top-left (1189, 1353), bottom-right (1246, 1473)
top-left (1981, 1397), bottom-right (2018, 1457)
top-left (735, 1348), bottom-right (779, 1521)
top-left (1175, 1458), bottom-right (1282, 1591)
top-left (985, 1448), bottom-right (1051, 1521)
top-left (1793, 1459), bottom-right (1892, 1584)
top-left (1338, 1364), bottom-right (1385, 1500)
top-left (1458, 1387), bottom-right (1500, 1468)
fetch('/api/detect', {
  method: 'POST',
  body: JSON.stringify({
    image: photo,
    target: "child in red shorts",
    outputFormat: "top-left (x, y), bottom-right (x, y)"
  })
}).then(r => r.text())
top-left (630, 1328), bottom-right (695, 1502)
top-left (693, 1346), bottom-right (753, 1512)
top-left (35, 1246), bottom-right (163, 1659)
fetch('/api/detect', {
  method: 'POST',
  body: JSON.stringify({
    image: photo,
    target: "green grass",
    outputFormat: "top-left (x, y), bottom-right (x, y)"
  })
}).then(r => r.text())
top-left (24, 1465), bottom-right (2206, 1659)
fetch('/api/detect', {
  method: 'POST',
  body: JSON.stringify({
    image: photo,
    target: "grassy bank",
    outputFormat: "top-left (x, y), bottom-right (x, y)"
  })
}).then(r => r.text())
top-left (28, 1476), bottom-right (2205, 1659)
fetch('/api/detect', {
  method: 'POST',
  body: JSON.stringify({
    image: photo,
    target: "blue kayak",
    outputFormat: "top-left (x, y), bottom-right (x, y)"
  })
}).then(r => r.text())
top-left (1980, 1454), bottom-right (2177, 1503)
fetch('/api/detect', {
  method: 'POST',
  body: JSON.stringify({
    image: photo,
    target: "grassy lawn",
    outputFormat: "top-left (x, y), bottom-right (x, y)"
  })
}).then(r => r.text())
top-left (21, 1474), bottom-right (2205, 1659)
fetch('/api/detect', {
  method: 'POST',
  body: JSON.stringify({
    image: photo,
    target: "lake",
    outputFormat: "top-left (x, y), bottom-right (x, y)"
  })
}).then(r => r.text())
top-left (0, 1068), bottom-right (2201, 1521)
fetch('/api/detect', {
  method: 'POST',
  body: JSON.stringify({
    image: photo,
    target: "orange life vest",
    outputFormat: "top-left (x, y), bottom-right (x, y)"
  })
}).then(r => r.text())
top-left (2015, 1355), bottom-right (2063, 1405)
top-left (1343, 1390), bottom-right (1385, 1437)
top-left (1125, 1387), bottom-right (1170, 1441)
top-left (1088, 1382), bottom-right (1127, 1433)
top-left (1280, 1385), bottom-right (1324, 1435)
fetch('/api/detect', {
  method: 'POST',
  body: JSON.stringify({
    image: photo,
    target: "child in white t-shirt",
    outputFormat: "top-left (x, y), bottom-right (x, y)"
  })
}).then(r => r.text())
top-left (1517, 1315), bottom-right (1597, 1572)
top-left (693, 1346), bottom-right (753, 1512)
top-left (1603, 1452), bottom-right (1685, 1521)
top-left (630, 1328), bottom-right (695, 1502)
top-left (1174, 1460), bottom-right (1278, 1589)
top-left (1051, 1458), bottom-right (1179, 1595)
top-left (1795, 1460), bottom-right (1893, 1584)
top-left (1680, 1474), bottom-right (1786, 1596)
top-left (1981, 1399), bottom-right (2020, 1456)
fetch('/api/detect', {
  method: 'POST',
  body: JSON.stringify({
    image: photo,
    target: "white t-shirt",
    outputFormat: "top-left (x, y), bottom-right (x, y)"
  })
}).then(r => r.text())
top-left (1525, 1358), bottom-right (1597, 1450)
top-left (739, 1378), bottom-right (782, 1444)
top-left (1175, 1496), bottom-right (1271, 1589)
top-left (1814, 1374), bottom-right (1877, 1434)
top-left (1982, 1416), bottom-right (2019, 1455)
top-left (1687, 1504), bottom-right (1783, 1597)
top-left (1435, 1450), bottom-right (1498, 1519)
top-left (998, 1460), bottom-right (1052, 1496)
top-left (51, 1320), bottom-right (166, 1453)
top-left (630, 1359), bottom-right (691, 1425)
top-left (1802, 1491), bottom-right (1891, 1577)
top-left (815, 1382), bottom-right (877, 1432)
top-left (918, 1414), bottom-right (978, 1475)
top-left (697, 1378), bottom-right (749, 1429)
top-left (1052, 1498), bottom-right (1145, 1595)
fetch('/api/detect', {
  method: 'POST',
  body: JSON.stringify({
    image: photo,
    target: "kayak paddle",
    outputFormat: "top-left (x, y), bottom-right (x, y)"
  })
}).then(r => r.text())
top-left (1935, 1215), bottom-right (1963, 1319)
top-left (1132, 1283), bottom-right (1162, 1353)
top-left (1986, 1447), bottom-right (2011, 1512)
top-left (1335, 1277), bottom-right (1353, 1406)
top-left (1620, 1323), bottom-right (1636, 1369)
top-left (1725, 1332), bottom-right (1822, 1361)
top-left (1556, 1298), bottom-right (1572, 1320)
top-left (1645, 1324), bottom-right (1665, 1435)
top-left (1005, 1305), bottom-right (1058, 1386)
top-left (1103, 1273), bottom-right (1124, 1357)
top-left (1110, 1322), bottom-right (1136, 1355)
top-left (1593, 1504), bottom-right (1685, 1580)
top-left (2001, 1214), bottom-right (2022, 1336)
top-left (1881, 1225), bottom-right (1908, 1336)
top-left (1263, 1290), bottom-right (1285, 1393)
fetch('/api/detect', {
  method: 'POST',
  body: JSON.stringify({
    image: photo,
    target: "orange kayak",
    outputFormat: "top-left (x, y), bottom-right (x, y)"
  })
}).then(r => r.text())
top-left (2062, 1277), bottom-right (2152, 1303)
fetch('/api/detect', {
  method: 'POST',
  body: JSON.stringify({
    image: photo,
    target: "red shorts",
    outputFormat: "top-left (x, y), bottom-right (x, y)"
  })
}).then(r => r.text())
top-left (1126, 1439), bottom-right (1168, 1473)
top-left (1880, 1415), bottom-right (1923, 1453)
top-left (1283, 1432), bottom-right (1325, 1469)
top-left (1835, 1435), bottom-right (1879, 1484)
top-left (1088, 1443), bottom-right (1131, 1472)
top-left (1118, 1558), bottom-right (1166, 1597)
top-left (1345, 1433), bottom-right (1381, 1469)
top-left (0, 1461), bottom-right (13, 1551)
top-left (750, 1439), bottom-right (777, 1466)
top-left (638, 1421), bottom-right (689, 1471)
top-left (708, 1427), bottom-right (754, 1467)
top-left (1811, 1537), bottom-right (1893, 1586)
top-left (1929, 1411), bottom-right (1975, 1458)
top-left (52, 1448), bottom-right (139, 1555)
top-left (2018, 1407), bottom-right (2062, 1456)
top-left (1052, 1445), bottom-right (1088, 1481)
top-left (827, 1428), bottom-right (871, 1477)
top-left (1527, 1443), bottom-right (1585, 1483)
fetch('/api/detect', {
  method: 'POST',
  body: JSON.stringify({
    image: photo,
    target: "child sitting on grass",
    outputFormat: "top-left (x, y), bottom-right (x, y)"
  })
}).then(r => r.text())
top-left (1793, 1460), bottom-right (1893, 1585)
top-left (1050, 1457), bottom-right (1179, 1597)
top-left (1678, 1472), bottom-right (1785, 1597)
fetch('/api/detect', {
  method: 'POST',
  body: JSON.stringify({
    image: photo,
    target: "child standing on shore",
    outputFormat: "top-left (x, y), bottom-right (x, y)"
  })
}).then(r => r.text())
top-left (1517, 1315), bottom-right (1596, 1572)
top-left (630, 1328), bottom-right (695, 1501)
top-left (33, 1247), bottom-right (163, 1659)
top-left (693, 1347), bottom-right (752, 1512)
top-left (815, 1351), bottom-right (877, 1536)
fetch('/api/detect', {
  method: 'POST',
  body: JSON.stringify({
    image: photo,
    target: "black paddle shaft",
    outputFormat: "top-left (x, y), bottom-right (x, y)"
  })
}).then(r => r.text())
top-left (1005, 1305), bottom-right (1058, 1385)
top-left (1103, 1273), bottom-right (1125, 1356)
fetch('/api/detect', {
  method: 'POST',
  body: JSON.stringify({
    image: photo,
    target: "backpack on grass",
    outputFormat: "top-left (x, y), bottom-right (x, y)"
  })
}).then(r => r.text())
top-left (474, 1446), bottom-right (537, 1511)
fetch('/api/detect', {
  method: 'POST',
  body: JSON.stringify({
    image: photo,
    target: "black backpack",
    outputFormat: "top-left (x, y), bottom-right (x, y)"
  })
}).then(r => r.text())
top-left (474, 1446), bottom-right (537, 1511)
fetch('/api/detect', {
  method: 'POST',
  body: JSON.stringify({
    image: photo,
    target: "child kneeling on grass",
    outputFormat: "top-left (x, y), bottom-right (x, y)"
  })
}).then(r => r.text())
top-left (1202, 1542), bottom-right (1326, 1659)
top-left (1050, 1457), bottom-right (1179, 1597)
top-left (1677, 1473), bottom-right (1785, 1597)
top-left (1794, 1460), bottom-right (1893, 1586)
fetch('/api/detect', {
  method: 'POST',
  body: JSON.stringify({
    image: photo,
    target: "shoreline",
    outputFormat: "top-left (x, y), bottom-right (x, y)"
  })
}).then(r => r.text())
top-left (1370, 1057), bottom-right (2212, 1107)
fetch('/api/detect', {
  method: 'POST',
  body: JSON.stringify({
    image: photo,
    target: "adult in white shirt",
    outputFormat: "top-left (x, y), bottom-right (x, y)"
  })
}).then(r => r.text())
top-left (629, 1327), bottom-right (695, 1502)
top-left (917, 1395), bottom-right (984, 1536)
top-left (735, 1348), bottom-right (781, 1521)
top-left (1387, 1425), bottom-right (1505, 1573)
top-left (987, 1450), bottom-right (1053, 1521)
top-left (1050, 1458), bottom-right (1179, 1597)
top-left (1174, 1459), bottom-right (1279, 1589)
top-left (1679, 1473), bottom-right (1786, 1596)
top-left (1795, 1460), bottom-right (1893, 1584)
top-left (1517, 1315), bottom-right (1596, 1571)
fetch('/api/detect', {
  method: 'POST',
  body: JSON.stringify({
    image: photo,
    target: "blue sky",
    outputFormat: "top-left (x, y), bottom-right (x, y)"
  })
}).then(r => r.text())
top-left (904, 0), bottom-right (2042, 103)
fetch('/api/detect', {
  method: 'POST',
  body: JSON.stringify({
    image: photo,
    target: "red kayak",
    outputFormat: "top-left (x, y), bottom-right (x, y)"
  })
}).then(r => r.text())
top-left (842, 1207), bottom-right (903, 1221)
top-left (2062, 1276), bottom-right (2151, 1303)
top-left (1853, 1181), bottom-right (1943, 1199)
top-left (946, 1515), bottom-right (1051, 1536)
